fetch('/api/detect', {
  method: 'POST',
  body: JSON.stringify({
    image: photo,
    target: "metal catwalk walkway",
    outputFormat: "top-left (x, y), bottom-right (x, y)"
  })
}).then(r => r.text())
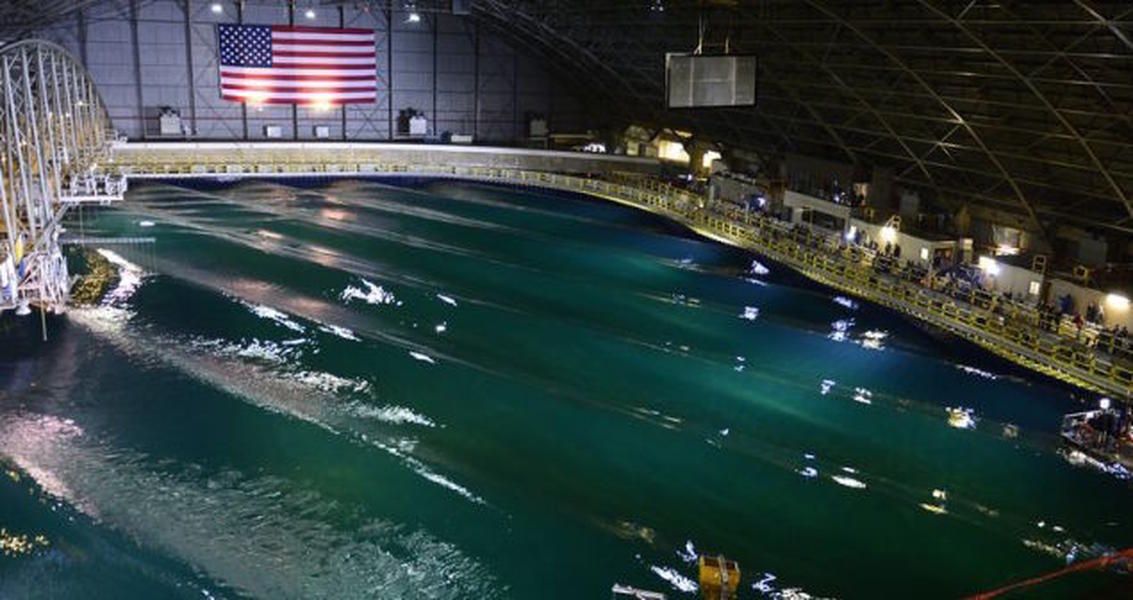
top-left (1, 39), bottom-right (123, 316)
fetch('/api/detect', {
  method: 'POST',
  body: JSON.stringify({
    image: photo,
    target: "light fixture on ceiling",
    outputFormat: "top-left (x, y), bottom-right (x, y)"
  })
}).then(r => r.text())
top-left (405, 1), bottom-right (421, 23)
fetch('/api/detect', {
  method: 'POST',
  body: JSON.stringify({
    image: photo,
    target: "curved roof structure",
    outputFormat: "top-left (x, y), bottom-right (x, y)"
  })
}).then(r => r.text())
top-left (470, 1), bottom-right (1133, 235)
top-left (11, 1), bottom-right (1133, 236)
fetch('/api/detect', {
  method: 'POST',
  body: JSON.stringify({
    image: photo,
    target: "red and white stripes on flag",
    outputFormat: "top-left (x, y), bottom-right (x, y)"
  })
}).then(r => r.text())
top-left (218, 24), bottom-right (377, 106)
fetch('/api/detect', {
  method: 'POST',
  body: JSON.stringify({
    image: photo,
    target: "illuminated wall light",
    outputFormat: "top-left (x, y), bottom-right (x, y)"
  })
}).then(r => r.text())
top-left (210, 2), bottom-right (223, 13)
top-left (701, 150), bottom-right (722, 169)
top-left (657, 140), bottom-right (689, 164)
top-left (977, 255), bottom-right (1000, 276)
top-left (305, 8), bottom-right (316, 19)
top-left (845, 225), bottom-right (857, 242)
top-left (406, 11), bottom-right (422, 23)
top-left (1105, 293), bottom-right (1130, 311)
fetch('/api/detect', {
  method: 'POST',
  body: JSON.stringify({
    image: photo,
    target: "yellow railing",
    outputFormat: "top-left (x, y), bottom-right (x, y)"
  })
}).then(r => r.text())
top-left (107, 153), bottom-right (1132, 398)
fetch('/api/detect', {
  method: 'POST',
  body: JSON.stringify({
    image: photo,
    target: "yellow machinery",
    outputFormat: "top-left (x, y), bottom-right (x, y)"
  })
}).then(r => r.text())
top-left (698, 554), bottom-right (740, 599)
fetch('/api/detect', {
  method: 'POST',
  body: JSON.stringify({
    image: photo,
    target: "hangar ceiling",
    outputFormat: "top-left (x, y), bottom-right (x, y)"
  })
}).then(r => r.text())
top-left (7, 0), bottom-right (1133, 236)
top-left (466, 0), bottom-right (1133, 237)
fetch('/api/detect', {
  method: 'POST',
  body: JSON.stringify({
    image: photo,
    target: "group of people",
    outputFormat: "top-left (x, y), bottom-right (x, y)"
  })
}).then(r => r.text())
top-left (703, 198), bottom-right (1133, 366)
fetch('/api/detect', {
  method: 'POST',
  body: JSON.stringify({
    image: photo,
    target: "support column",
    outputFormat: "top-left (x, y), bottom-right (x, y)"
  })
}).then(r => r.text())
top-left (289, 1), bottom-right (298, 140)
top-left (77, 8), bottom-right (88, 67)
top-left (385, 2), bottom-right (393, 140)
top-left (129, 0), bottom-right (145, 139)
top-left (431, 13), bottom-right (437, 136)
top-left (511, 49), bottom-right (518, 143)
top-left (183, 0), bottom-right (197, 136)
top-left (339, 4), bottom-right (347, 140)
top-left (472, 21), bottom-right (479, 140)
top-left (239, 1), bottom-right (248, 139)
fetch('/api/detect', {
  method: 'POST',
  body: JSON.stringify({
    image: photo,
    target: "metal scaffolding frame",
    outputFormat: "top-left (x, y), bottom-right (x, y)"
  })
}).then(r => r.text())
top-left (1, 39), bottom-right (118, 316)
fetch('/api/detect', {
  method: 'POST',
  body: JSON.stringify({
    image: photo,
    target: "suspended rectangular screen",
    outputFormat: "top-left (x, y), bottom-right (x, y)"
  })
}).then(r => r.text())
top-left (665, 53), bottom-right (757, 109)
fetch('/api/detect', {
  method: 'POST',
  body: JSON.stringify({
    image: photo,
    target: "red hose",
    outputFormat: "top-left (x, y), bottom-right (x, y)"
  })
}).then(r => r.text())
top-left (966, 548), bottom-right (1133, 599)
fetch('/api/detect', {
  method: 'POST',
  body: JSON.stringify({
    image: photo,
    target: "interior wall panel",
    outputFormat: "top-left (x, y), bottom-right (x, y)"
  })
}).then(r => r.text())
top-left (34, 0), bottom-right (560, 144)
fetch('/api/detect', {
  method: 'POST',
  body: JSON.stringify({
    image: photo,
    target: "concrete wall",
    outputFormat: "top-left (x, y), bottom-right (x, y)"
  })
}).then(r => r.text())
top-left (851, 219), bottom-right (967, 268)
top-left (784, 190), bottom-right (852, 232)
top-left (1048, 278), bottom-right (1133, 329)
top-left (985, 260), bottom-right (1045, 303)
top-left (35, 0), bottom-right (584, 142)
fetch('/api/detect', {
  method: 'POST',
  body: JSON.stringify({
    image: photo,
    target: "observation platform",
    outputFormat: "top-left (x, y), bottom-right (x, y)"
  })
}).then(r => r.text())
top-left (100, 141), bottom-right (1132, 399)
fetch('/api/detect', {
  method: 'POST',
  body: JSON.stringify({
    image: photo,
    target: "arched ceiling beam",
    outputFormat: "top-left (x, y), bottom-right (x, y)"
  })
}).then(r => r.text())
top-left (751, 21), bottom-right (945, 191)
top-left (918, 0), bottom-right (1133, 222)
top-left (802, 0), bottom-right (1047, 242)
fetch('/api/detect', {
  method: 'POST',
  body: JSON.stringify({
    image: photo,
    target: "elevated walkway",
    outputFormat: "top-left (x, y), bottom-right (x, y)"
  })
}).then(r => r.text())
top-left (101, 142), bottom-right (1130, 399)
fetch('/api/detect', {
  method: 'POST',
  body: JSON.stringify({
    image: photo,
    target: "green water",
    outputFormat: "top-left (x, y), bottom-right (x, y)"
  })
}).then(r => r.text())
top-left (0, 178), bottom-right (1130, 599)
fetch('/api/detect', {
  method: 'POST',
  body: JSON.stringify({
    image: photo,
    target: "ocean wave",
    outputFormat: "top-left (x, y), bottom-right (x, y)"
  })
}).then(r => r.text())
top-left (240, 301), bottom-right (307, 333)
top-left (346, 403), bottom-right (437, 428)
top-left (341, 278), bottom-right (399, 307)
top-left (0, 412), bottom-right (500, 599)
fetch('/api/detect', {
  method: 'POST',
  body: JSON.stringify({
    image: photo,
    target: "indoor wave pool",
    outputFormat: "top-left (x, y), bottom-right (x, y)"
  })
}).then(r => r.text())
top-left (1, 178), bottom-right (1129, 599)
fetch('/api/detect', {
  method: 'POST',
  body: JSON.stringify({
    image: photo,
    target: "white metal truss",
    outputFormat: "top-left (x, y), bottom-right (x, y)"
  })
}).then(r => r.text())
top-left (0, 39), bottom-right (121, 316)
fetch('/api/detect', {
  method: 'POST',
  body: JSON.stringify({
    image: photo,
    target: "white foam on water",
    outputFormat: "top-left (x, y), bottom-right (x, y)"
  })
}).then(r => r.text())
top-left (96, 248), bottom-right (146, 305)
top-left (859, 330), bottom-right (888, 351)
top-left (0, 411), bottom-right (501, 599)
top-left (71, 319), bottom-right (486, 510)
top-left (318, 323), bottom-right (361, 341)
top-left (434, 322), bottom-right (447, 334)
top-left (291, 370), bottom-right (371, 395)
top-left (409, 351), bottom-right (436, 364)
top-left (677, 540), bottom-right (697, 564)
top-left (241, 301), bottom-right (306, 333)
top-left (191, 337), bottom-right (295, 365)
top-left (852, 387), bottom-right (873, 405)
top-left (832, 296), bottom-right (858, 310)
top-left (346, 403), bottom-right (437, 428)
top-left (340, 278), bottom-right (398, 306)
top-left (740, 306), bottom-right (760, 321)
top-left (138, 220), bottom-right (156, 227)
top-left (957, 365), bottom-right (999, 380)
top-left (650, 565), bottom-right (698, 593)
top-left (832, 475), bottom-right (867, 489)
top-left (436, 293), bottom-right (458, 307)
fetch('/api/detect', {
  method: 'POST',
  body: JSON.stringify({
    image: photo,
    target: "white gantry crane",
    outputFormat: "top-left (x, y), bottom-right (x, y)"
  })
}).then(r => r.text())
top-left (0, 39), bottom-right (124, 317)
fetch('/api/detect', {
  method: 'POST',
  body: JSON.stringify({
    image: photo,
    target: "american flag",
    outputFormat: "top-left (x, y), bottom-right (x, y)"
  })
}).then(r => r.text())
top-left (218, 24), bottom-right (376, 106)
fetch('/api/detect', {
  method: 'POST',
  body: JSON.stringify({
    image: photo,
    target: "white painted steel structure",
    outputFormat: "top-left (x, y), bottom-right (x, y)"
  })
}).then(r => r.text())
top-left (1, 40), bottom-right (122, 315)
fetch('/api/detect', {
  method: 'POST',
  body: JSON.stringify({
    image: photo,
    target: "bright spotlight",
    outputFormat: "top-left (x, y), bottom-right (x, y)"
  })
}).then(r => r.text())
top-left (305, 8), bottom-right (316, 19)
top-left (1100, 397), bottom-right (1112, 410)
top-left (210, 2), bottom-right (223, 13)
top-left (978, 256), bottom-right (1000, 276)
top-left (1105, 293), bottom-right (1130, 311)
top-left (406, 11), bottom-right (421, 23)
